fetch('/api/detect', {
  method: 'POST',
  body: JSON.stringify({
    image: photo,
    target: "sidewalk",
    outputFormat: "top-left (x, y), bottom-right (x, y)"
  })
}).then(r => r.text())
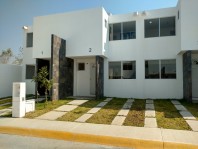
top-left (0, 118), bottom-right (197, 149)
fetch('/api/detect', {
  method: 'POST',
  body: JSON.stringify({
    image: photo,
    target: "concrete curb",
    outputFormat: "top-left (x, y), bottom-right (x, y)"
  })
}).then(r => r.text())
top-left (0, 126), bottom-right (197, 149)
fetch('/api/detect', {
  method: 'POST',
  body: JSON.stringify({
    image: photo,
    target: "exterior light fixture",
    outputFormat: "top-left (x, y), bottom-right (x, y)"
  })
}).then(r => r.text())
top-left (149, 21), bottom-right (152, 24)
top-left (22, 26), bottom-right (28, 30)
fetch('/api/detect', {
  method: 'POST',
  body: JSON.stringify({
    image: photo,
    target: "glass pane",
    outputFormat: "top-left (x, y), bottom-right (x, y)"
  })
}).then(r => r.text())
top-left (145, 19), bottom-right (159, 38)
top-left (145, 60), bottom-right (160, 79)
top-left (26, 33), bottom-right (33, 47)
top-left (122, 61), bottom-right (136, 79)
top-left (26, 65), bottom-right (35, 79)
top-left (113, 23), bottom-right (121, 40)
top-left (160, 17), bottom-right (175, 36)
top-left (109, 24), bottom-right (113, 41)
top-left (78, 63), bottom-right (85, 71)
top-left (161, 59), bottom-right (176, 79)
top-left (109, 62), bottom-right (121, 79)
top-left (123, 21), bottom-right (136, 39)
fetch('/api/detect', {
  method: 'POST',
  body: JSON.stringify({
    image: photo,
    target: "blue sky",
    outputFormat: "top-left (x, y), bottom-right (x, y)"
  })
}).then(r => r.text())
top-left (0, 0), bottom-right (178, 55)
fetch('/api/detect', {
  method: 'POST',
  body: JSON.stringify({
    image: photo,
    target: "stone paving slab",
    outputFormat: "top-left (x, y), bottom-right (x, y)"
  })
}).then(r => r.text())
top-left (171, 100), bottom-right (181, 105)
top-left (145, 110), bottom-right (155, 118)
top-left (104, 98), bottom-right (112, 102)
top-left (123, 102), bottom-right (133, 109)
top-left (54, 105), bottom-right (78, 112)
top-left (174, 105), bottom-right (187, 111)
top-left (126, 99), bottom-right (134, 103)
top-left (87, 107), bottom-right (101, 114)
top-left (186, 120), bottom-right (198, 131)
top-left (36, 111), bottom-right (66, 120)
top-left (144, 118), bottom-right (157, 128)
top-left (96, 102), bottom-right (108, 107)
top-left (111, 116), bottom-right (126, 126)
top-left (67, 100), bottom-right (88, 106)
top-left (179, 111), bottom-right (196, 120)
top-left (75, 114), bottom-right (93, 123)
top-left (146, 104), bottom-right (154, 110)
top-left (117, 109), bottom-right (130, 116)
top-left (146, 100), bottom-right (153, 104)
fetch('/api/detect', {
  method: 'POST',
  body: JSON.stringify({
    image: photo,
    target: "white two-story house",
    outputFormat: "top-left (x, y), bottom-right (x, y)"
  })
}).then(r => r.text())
top-left (22, 0), bottom-right (198, 102)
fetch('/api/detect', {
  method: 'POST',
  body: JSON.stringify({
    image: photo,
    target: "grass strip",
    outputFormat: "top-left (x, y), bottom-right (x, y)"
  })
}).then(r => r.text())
top-left (25, 99), bottom-right (73, 118)
top-left (123, 99), bottom-right (145, 127)
top-left (155, 100), bottom-right (191, 130)
top-left (57, 98), bottom-right (105, 121)
top-left (0, 99), bottom-right (12, 105)
top-left (181, 101), bottom-right (198, 120)
top-left (0, 105), bottom-right (11, 110)
top-left (87, 98), bottom-right (127, 124)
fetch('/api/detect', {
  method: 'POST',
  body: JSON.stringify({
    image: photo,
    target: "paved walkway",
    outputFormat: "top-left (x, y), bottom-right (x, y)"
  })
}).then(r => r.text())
top-left (0, 118), bottom-right (197, 149)
top-left (111, 99), bottom-right (133, 126)
top-left (75, 98), bottom-right (112, 122)
top-left (36, 100), bottom-right (88, 120)
top-left (171, 100), bottom-right (198, 131)
top-left (144, 100), bottom-right (157, 128)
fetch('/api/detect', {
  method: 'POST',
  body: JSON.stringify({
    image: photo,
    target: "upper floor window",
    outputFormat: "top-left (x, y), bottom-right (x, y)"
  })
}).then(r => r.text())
top-left (145, 16), bottom-right (175, 38)
top-left (109, 21), bottom-right (136, 41)
top-left (26, 33), bottom-right (33, 47)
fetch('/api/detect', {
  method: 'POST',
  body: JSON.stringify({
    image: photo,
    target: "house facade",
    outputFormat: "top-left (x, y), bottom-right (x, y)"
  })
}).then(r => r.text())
top-left (22, 0), bottom-right (198, 102)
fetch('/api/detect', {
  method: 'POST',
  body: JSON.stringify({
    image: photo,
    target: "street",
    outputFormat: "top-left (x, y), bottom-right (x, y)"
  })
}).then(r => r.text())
top-left (0, 133), bottom-right (128, 149)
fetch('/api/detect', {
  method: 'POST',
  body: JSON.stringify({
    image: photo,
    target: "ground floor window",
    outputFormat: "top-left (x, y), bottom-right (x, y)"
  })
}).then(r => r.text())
top-left (145, 59), bottom-right (176, 79)
top-left (109, 61), bottom-right (136, 79)
top-left (26, 65), bottom-right (35, 79)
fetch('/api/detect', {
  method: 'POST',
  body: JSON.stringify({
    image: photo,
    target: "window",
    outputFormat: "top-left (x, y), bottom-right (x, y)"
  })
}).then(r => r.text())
top-left (178, 11), bottom-right (179, 20)
top-left (145, 19), bottom-right (159, 38)
top-left (26, 65), bottom-right (35, 79)
top-left (109, 61), bottom-right (136, 79)
top-left (78, 63), bottom-right (85, 71)
top-left (161, 59), bottom-right (176, 79)
top-left (105, 19), bottom-right (107, 28)
top-left (122, 61), bottom-right (136, 79)
top-left (109, 62), bottom-right (121, 79)
top-left (160, 17), bottom-right (175, 36)
top-left (145, 59), bottom-right (176, 79)
top-left (145, 60), bottom-right (160, 79)
top-left (109, 21), bottom-right (136, 41)
top-left (145, 17), bottom-right (175, 38)
top-left (26, 33), bottom-right (33, 47)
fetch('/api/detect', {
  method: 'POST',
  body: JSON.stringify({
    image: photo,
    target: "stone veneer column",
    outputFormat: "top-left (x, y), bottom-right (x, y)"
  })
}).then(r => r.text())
top-left (96, 56), bottom-right (104, 99)
top-left (51, 34), bottom-right (73, 100)
top-left (183, 51), bottom-right (192, 102)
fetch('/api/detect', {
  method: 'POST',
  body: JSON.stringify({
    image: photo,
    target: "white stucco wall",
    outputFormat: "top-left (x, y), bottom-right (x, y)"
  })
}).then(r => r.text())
top-left (33, 7), bottom-right (105, 59)
top-left (0, 64), bottom-right (22, 98)
top-left (22, 27), bottom-right (36, 95)
top-left (104, 7), bottom-right (183, 99)
top-left (180, 0), bottom-right (198, 51)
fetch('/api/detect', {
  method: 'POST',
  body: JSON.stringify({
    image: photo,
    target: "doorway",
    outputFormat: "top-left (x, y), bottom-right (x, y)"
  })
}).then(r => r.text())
top-left (192, 64), bottom-right (198, 98)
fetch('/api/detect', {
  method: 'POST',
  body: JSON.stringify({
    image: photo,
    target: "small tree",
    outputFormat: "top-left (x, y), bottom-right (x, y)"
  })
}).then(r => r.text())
top-left (0, 48), bottom-right (13, 64)
top-left (32, 66), bottom-right (53, 103)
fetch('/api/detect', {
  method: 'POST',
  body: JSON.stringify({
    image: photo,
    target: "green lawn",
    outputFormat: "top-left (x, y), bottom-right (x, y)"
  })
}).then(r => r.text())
top-left (154, 100), bottom-right (191, 130)
top-left (123, 99), bottom-right (146, 127)
top-left (87, 98), bottom-right (127, 124)
top-left (25, 99), bottom-right (73, 118)
top-left (0, 98), bottom-right (12, 105)
top-left (57, 98), bottom-right (105, 121)
top-left (0, 105), bottom-right (11, 110)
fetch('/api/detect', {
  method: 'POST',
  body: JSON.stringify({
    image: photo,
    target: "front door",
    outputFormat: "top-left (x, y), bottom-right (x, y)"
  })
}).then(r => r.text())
top-left (192, 63), bottom-right (198, 98)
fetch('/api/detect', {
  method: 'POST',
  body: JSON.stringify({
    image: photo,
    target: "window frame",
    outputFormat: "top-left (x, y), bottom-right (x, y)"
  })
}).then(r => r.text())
top-left (26, 32), bottom-right (33, 48)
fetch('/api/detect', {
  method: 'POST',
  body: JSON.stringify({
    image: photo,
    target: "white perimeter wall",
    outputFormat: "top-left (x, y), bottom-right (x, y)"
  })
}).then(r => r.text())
top-left (0, 64), bottom-right (22, 98)
top-left (104, 7), bottom-right (183, 99)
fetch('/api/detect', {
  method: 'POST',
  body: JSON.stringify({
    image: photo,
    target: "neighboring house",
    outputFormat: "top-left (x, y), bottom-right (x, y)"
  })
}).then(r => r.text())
top-left (22, 0), bottom-right (198, 102)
